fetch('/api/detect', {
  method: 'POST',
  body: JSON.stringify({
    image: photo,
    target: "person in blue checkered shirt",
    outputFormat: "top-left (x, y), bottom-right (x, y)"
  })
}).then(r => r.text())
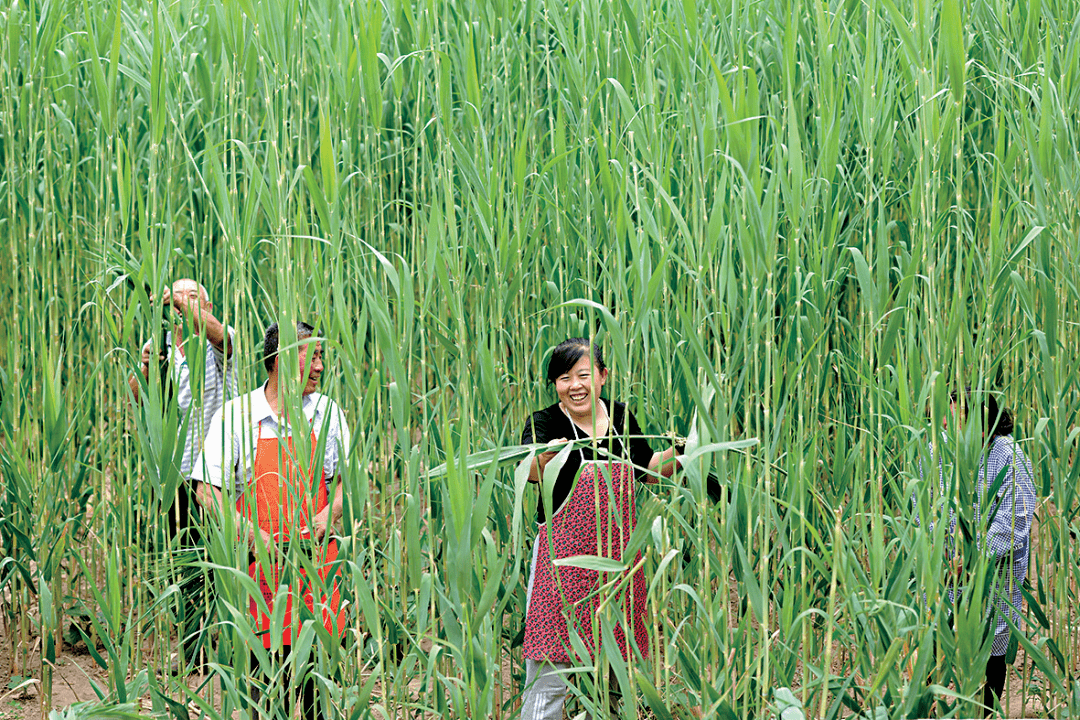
top-left (920, 389), bottom-right (1037, 714)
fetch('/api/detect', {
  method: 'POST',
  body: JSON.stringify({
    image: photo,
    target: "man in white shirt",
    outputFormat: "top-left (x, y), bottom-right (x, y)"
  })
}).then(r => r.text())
top-left (192, 321), bottom-right (349, 720)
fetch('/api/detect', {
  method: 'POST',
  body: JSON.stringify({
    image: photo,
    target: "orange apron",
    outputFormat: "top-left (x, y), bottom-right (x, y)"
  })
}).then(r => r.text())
top-left (240, 423), bottom-right (345, 648)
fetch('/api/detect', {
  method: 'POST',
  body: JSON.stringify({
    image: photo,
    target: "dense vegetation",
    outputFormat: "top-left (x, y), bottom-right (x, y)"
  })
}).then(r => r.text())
top-left (3, 0), bottom-right (1080, 716)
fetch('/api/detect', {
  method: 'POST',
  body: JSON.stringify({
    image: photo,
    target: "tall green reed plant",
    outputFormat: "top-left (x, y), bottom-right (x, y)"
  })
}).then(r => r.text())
top-left (3, 0), bottom-right (1080, 717)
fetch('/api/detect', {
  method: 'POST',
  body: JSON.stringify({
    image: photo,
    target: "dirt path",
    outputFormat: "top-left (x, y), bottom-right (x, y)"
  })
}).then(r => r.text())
top-left (0, 648), bottom-right (112, 719)
top-left (0, 631), bottom-right (1053, 719)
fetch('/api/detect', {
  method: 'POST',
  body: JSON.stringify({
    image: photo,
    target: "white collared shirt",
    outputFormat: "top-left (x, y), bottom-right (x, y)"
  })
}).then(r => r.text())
top-left (191, 384), bottom-right (350, 495)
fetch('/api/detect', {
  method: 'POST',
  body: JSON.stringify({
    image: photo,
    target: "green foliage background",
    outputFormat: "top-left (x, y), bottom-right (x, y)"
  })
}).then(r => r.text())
top-left (2, 0), bottom-right (1080, 716)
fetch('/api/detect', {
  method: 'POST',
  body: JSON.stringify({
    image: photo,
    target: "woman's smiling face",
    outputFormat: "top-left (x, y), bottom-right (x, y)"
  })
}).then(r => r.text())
top-left (554, 354), bottom-right (608, 418)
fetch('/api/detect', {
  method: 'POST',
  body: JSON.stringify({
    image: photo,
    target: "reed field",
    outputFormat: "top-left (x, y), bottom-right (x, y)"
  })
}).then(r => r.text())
top-left (3, 0), bottom-right (1080, 716)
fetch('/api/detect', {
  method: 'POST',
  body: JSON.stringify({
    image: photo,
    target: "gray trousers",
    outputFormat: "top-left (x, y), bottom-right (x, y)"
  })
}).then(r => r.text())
top-left (521, 658), bottom-right (572, 720)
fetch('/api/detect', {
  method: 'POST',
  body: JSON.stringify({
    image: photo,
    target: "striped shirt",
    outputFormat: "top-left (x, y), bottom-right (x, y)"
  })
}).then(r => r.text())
top-left (147, 329), bottom-right (238, 478)
top-left (918, 434), bottom-right (1037, 655)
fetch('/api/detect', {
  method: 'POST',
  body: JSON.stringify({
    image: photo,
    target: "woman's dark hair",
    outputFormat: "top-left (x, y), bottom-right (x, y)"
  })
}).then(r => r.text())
top-left (546, 337), bottom-right (605, 384)
top-left (982, 392), bottom-right (1014, 437)
top-left (952, 386), bottom-right (1014, 437)
top-left (263, 321), bottom-right (315, 374)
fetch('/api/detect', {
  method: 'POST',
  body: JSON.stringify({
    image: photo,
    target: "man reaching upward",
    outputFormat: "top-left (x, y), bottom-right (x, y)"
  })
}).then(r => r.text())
top-left (129, 278), bottom-right (238, 479)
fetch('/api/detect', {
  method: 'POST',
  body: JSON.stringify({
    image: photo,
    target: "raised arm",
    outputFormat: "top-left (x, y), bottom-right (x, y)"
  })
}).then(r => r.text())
top-left (186, 304), bottom-right (230, 356)
top-left (168, 287), bottom-right (232, 357)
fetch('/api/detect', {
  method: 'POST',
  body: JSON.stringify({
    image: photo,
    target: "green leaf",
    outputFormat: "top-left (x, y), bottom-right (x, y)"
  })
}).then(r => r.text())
top-left (681, 438), bottom-right (760, 463)
top-left (551, 555), bottom-right (627, 572)
top-left (940, 0), bottom-right (966, 102)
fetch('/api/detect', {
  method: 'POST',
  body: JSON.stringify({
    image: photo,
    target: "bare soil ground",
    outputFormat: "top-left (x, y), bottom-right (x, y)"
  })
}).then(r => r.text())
top-left (0, 642), bottom-right (207, 720)
top-left (0, 633), bottom-right (517, 720)
top-left (0, 649), bottom-right (108, 719)
top-left (0, 576), bottom-right (1057, 720)
top-left (0, 636), bottom-right (1053, 719)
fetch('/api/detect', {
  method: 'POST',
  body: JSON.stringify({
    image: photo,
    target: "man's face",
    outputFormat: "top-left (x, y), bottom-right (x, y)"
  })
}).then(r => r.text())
top-left (297, 339), bottom-right (323, 396)
top-left (171, 280), bottom-right (211, 314)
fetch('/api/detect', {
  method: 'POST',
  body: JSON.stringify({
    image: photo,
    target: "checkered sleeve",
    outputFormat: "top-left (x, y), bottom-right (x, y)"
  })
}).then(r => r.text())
top-left (980, 436), bottom-right (1036, 656)
top-left (983, 439), bottom-right (1036, 561)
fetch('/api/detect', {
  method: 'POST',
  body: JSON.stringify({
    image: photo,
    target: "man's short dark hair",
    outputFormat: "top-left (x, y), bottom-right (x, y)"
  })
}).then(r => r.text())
top-left (263, 321), bottom-right (316, 374)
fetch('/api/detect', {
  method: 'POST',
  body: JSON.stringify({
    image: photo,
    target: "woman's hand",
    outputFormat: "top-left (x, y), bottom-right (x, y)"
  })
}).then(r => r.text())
top-left (529, 438), bottom-right (569, 483)
top-left (647, 447), bottom-right (681, 481)
top-left (539, 437), bottom-right (569, 464)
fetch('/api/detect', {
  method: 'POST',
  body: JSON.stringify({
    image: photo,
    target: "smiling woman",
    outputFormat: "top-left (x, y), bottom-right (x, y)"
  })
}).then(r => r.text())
top-left (518, 337), bottom-right (680, 720)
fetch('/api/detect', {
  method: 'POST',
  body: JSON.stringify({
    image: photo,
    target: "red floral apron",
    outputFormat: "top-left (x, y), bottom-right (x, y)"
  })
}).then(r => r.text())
top-left (523, 459), bottom-right (649, 663)
top-left (239, 423), bottom-right (345, 648)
